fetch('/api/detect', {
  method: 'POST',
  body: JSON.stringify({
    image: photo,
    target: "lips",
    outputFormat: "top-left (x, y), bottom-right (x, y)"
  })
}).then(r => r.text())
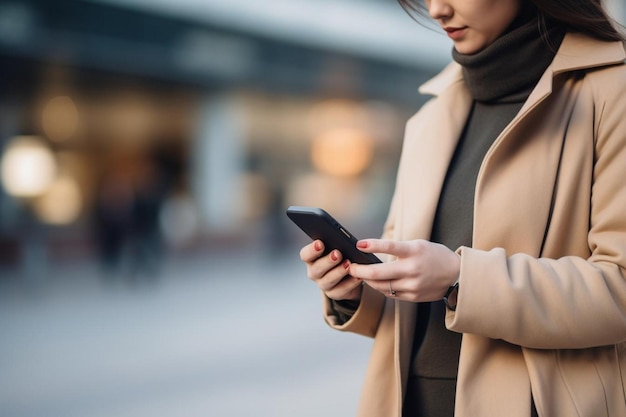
top-left (444, 26), bottom-right (467, 40)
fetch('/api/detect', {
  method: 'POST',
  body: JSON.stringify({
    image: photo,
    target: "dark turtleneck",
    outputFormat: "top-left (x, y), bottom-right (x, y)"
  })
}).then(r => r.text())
top-left (453, 18), bottom-right (565, 103)
top-left (402, 18), bottom-right (565, 417)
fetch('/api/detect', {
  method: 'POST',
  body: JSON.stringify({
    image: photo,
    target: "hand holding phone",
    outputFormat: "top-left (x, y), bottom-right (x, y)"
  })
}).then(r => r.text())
top-left (286, 206), bottom-right (381, 264)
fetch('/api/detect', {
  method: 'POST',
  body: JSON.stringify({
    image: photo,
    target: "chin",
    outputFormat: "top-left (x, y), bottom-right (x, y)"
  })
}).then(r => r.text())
top-left (454, 43), bottom-right (486, 55)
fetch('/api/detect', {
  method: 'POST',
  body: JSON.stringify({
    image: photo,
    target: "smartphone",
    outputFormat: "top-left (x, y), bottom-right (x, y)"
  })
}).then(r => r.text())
top-left (286, 206), bottom-right (381, 264)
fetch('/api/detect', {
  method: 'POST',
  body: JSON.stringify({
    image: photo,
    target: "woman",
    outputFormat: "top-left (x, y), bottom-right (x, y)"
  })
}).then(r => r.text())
top-left (298, 0), bottom-right (626, 416)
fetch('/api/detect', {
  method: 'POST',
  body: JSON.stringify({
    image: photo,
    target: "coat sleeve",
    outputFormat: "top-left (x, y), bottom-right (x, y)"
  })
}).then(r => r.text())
top-left (446, 65), bottom-right (626, 349)
top-left (322, 284), bottom-right (387, 338)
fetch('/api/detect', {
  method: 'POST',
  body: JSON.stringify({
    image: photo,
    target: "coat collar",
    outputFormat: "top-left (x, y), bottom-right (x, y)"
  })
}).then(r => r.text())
top-left (551, 32), bottom-right (626, 74)
top-left (418, 33), bottom-right (626, 98)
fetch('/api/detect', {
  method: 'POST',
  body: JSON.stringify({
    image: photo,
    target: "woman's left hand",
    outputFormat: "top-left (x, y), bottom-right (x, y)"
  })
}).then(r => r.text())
top-left (347, 239), bottom-right (460, 302)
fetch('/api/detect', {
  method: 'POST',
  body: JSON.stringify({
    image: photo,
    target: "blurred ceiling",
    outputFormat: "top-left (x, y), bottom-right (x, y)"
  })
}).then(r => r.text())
top-left (0, 0), bottom-right (452, 105)
top-left (85, 0), bottom-right (453, 70)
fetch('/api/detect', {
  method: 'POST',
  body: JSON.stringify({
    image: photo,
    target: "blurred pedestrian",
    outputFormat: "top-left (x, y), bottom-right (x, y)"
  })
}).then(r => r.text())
top-left (297, 0), bottom-right (626, 416)
top-left (127, 157), bottom-right (167, 279)
top-left (93, 169), bottom-right (134, 277)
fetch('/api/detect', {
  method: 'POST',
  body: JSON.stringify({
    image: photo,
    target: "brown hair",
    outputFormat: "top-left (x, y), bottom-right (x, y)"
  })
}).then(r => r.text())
top-left (397, 0), bottom-right (625, 42)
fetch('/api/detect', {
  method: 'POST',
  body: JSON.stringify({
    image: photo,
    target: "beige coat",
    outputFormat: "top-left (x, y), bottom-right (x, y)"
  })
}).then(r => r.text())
top-left (323, 33), bottom-right (626, 417)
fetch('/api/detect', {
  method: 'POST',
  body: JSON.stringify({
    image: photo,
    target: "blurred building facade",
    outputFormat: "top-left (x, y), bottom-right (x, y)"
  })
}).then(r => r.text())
top-left (0, 0), bottom-right (624, 274)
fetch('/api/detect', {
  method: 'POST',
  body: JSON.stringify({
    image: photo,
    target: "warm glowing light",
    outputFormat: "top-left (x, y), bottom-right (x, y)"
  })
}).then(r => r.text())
top-left (32, 175), bottom-right (82, 225)
top-left (0, 136), bottom-right (57, 198)
top-left (285, 173), bottom-right (368, 222)
top-left (92, 91), bottom-right (157, 146)
top-left (307, 99), bottom-right (367, 137)
top-left (42, 96), bottom-right (79, 142)
top-left (311, 128), bottom-right (373, 177)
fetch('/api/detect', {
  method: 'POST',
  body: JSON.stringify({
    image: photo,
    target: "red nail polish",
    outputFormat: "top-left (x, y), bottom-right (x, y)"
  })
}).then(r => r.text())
top-left (314, 241), bottom-right (322, 251)
top-left (330, 251), bottom-right (338, 261)
top-left (343, 260), bottom-right (350, 269)
top-left (357, 241), bottom-right (368, 249)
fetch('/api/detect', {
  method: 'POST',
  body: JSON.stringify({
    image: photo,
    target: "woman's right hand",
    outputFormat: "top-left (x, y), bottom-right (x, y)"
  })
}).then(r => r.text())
top-left (299, 240), bottom-right (363, 302)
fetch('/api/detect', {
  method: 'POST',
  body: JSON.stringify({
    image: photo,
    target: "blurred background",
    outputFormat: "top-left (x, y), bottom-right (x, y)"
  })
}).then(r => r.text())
top-left (0, 1), bottom-right (623, 416)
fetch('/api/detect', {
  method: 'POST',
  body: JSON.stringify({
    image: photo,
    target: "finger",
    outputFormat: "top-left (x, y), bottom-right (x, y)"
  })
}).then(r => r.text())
top-left (363, 278), bottom-right (399, 297)
top-left (324, 274), bottom-right (363, 301)
top-left (300, 240), bottom-right (325, 263)
top-left (309, 250), bottom-right (346, 283)
top-left (348, 261), bottom-right (407, 281)
top-left (357, 239), bottom-right (423, 258)
top-left (317, 259), bottom-right (352, 290)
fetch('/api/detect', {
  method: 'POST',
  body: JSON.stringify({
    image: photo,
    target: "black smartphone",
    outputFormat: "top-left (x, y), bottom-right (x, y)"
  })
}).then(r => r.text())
top-left (286, 206), bottom-right (381, 264)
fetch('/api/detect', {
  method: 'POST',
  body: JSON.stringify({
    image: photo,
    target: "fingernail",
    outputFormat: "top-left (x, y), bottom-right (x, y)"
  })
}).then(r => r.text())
top-left (357, 241), bottom-right (368, 249)
top-left (343, 260), bottom-right (350, 269)
top-left (314, 241), bottom-right (322, 251)
top-left (331, 250), bottom-right (338, 261)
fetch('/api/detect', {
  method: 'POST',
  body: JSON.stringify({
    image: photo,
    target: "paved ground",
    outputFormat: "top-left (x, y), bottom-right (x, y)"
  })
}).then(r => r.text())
top-left (0, 249), bottom-right (373, 417)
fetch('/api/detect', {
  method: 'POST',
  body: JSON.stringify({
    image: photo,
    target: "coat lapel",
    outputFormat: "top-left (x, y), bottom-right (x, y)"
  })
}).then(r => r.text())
top-left (471, 75), bottom-right (571, 256)
top-left (397, 65), bottom-right (473, 242)
top-left (394, 67), bottom-right (474, 403)
top-left (472, 34), bottom-right (624, 255)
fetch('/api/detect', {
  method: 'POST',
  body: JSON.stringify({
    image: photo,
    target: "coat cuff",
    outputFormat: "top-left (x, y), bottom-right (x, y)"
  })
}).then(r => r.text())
top-left (323, 283), bottom-right (386, 338)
